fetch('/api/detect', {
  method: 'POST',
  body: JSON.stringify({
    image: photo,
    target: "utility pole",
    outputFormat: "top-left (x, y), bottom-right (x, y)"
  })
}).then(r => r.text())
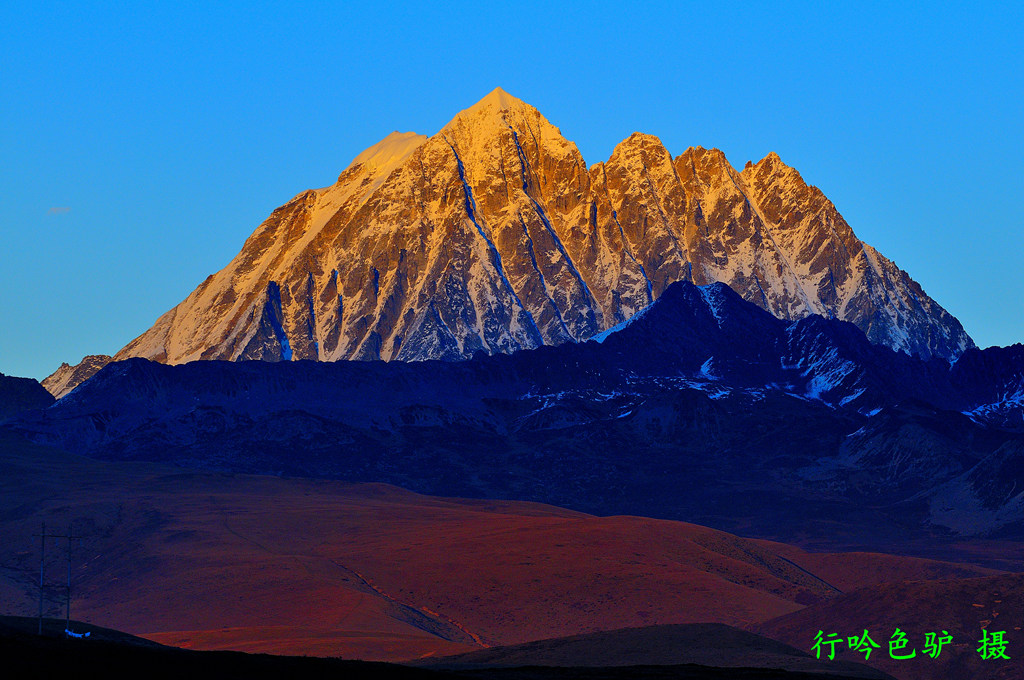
top-left (33, 523), bottom-right (78, 636)
top-left (37, 522), bottom-right (45, 635)
top-left (65, 523), bottom-right (75, 633)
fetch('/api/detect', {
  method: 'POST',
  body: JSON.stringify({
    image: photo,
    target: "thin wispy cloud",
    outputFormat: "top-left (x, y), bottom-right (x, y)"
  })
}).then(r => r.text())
top-left (47, 207), bottom-right (70, 215)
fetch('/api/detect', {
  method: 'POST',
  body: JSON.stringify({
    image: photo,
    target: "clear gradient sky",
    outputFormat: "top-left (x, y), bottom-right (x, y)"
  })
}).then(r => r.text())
top-left (2, 2), bottom-right (1022, 380)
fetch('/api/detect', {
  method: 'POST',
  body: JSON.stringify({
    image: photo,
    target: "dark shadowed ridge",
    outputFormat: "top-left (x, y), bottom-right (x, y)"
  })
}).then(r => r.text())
top-left (0, 372), bottom-right (54, 422)
top-left (8, 282), bottom-right (1024, 545)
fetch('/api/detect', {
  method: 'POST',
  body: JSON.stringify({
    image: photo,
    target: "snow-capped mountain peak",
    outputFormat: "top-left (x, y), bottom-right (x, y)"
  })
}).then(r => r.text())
top-left (51, 89), bottom-right (971, 394)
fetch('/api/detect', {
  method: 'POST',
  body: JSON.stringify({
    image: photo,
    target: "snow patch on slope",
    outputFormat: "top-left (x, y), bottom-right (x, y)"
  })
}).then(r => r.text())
top-left (698, 285), bottom-right (725, 326)
top-left (592, 300), bottom-right (654, 343)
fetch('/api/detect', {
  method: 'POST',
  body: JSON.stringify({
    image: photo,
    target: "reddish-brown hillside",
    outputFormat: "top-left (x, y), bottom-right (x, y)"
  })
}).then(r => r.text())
top-left (0, 431), bottom-right (1000, 662)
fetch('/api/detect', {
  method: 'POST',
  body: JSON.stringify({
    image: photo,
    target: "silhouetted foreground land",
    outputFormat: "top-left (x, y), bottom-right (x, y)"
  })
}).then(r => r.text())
top-left (1, 616), bottom-right (438, 680)
top-left (1, 617), bottom-right (893, 680)
top-left (418, 624), bottom-right (891, 679)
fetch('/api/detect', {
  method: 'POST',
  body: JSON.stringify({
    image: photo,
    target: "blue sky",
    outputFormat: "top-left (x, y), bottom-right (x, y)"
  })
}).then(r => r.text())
top-left (2, 2), bottom-right (1021, 379)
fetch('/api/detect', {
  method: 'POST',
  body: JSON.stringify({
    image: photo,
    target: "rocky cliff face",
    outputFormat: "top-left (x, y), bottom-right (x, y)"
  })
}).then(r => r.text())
top-left (110, 88), bottom-right (972, 370)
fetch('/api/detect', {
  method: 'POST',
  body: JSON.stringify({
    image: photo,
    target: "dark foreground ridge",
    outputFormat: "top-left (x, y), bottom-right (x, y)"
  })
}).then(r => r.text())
top-left (418, 623), bottom-right (891, 678)
top-left (1, 617), bottom-right (893, 680)
top-left (0, 615), bottom-right (435, 680)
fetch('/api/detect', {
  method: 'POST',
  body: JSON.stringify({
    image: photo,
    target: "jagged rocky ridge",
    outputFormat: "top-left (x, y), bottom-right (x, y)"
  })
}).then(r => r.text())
top-left (88, 88), bottom-right (969, 389)
top-left (42, 355), bottom-right (112, 399)
top-left (13, 282), bottom-right (1024, 543)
